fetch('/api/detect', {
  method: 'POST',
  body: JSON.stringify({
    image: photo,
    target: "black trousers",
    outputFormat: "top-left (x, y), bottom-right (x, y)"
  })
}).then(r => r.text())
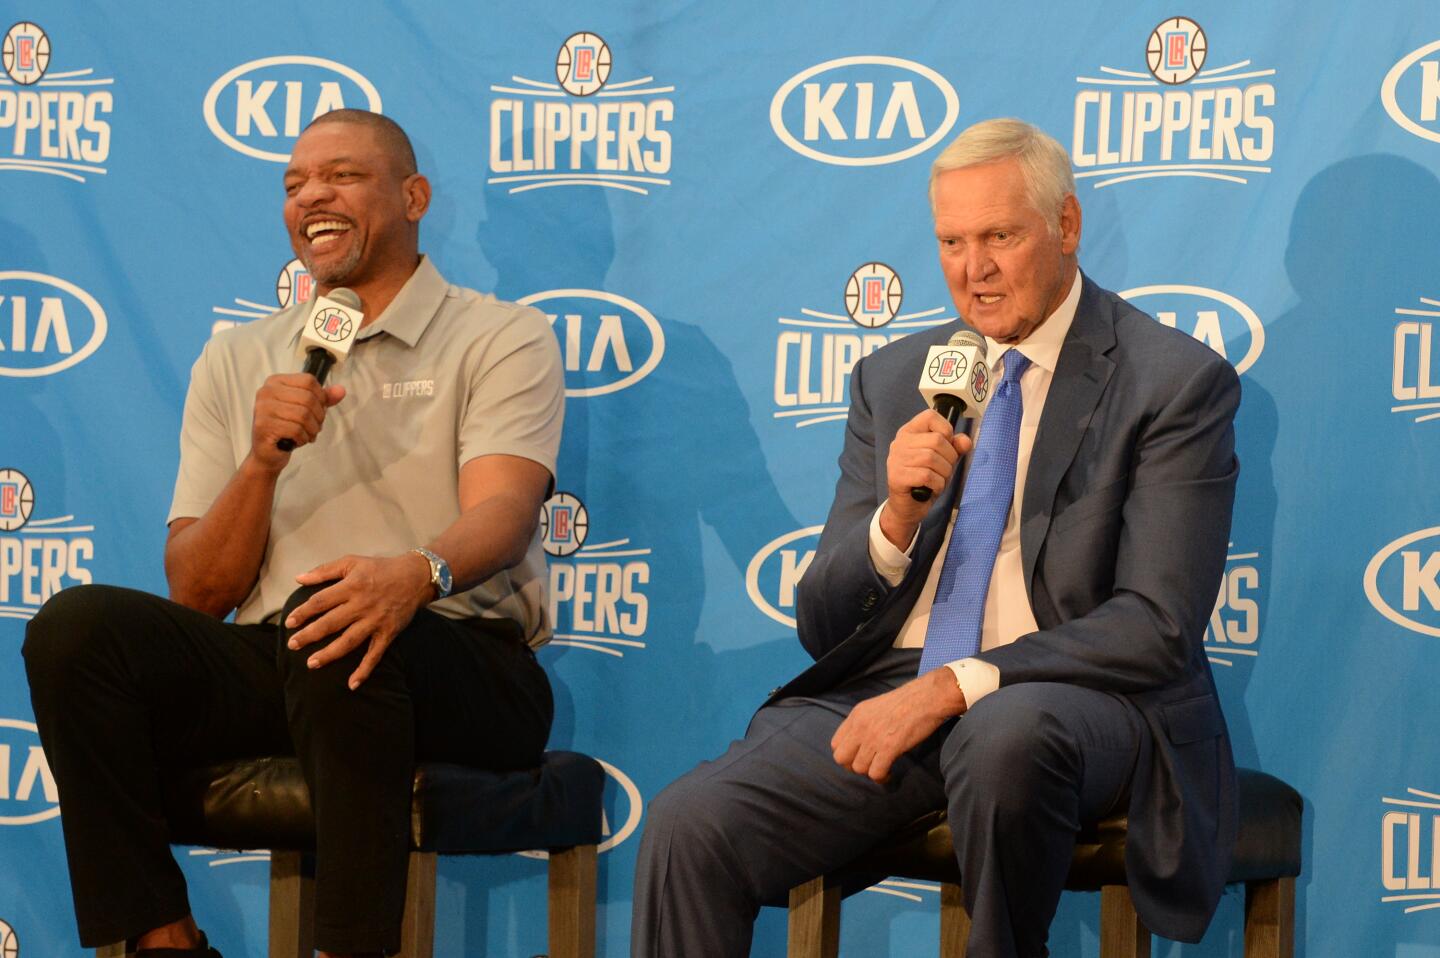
top-left (21, 583), bottom-right (553, 954)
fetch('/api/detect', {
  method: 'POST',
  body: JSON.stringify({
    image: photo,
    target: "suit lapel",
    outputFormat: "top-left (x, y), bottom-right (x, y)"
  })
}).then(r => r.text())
top-left (1021, 275), bottom-right (1117, 598)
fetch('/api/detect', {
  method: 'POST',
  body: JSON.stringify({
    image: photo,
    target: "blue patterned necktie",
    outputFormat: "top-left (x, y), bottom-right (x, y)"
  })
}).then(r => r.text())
top-left (918, 350), bottom-right (1031, 674)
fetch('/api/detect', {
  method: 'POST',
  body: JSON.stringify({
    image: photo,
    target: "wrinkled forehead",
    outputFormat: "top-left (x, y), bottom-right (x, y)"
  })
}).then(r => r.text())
top-left (286, 122), bottom-right (390, 176)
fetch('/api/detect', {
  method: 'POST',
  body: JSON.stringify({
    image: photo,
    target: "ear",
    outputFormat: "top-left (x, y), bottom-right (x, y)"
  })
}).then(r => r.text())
top-left (1058, 194), bottom-right (1081, 255)
top-left (403, 173), bottom-right (431, 223)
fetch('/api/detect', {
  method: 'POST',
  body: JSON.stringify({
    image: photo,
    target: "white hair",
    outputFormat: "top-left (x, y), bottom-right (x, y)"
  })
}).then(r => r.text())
top-left (929, 118), bottom-right (1076, 230)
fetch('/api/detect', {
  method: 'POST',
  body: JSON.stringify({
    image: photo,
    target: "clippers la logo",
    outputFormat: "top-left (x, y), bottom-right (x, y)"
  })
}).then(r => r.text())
top-left (0, 272), bottom-right (107, 377)
top-left (1365, 527), bottom-right (1440, 637)
top-left (203, 56), bottom-right (382, 163)
top-left (1204, 544), bottom-right (1261, 668)
top-left (1072, 19), bottom-right (1275, 188)
top-left (520, 288), bottom-right (664, 398)
top-left (543, 493), bottom-right (650, 658)
top-left (0, 918), bottom-right (14, 958)
top-left (210, 258), bottom-right (315, 336)
top-left (0, 23), bottom-right (112, 182)
top-left (1120, 284), bottom-right (1264, 374)
top-left (1382, 40), bottom-right (1440, 144)
top-left (1390, 295), bottom-right (1440, 422)
top-left (0, 718), bottom-right (59, 826)
top-left (0, 471), bottom-right (95, 622)
top-left (488, 33), bottom-right (674, 196)
top-left (1381, 785), bottom-right (1440, 913)
top-left (770, 55), bottom-right (960, 167)
top-left (747, 526), bottom-right (824, 628)
top-left (927, 350), bottom-right (967, 385)
top-left (313, 306), bottom-right (353, 342)
top-left (774, 265), bottom-right (950, 429)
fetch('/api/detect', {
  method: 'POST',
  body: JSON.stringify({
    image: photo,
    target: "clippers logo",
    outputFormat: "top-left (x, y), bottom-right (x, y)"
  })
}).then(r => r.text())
top-left (0, 474), bottom-right (95, 621)
top-left (1120, 284), bottom-right (1264, 374)
top-left (520, 289), bottom-right (665, 398)
top-left (211, 259), bottom-right (314, 336)
top-left (518, 759), bottom-right (642, 859)
top-left (203, 56), bottom-right (383, 163)
top-left (1364, 527), bottom-right (1440, 637)
top-left (0, 23), bottom-right (112, 182)
top-left (544, 493), bottom-right (650, 658)
top-left (0, 469), bottom-right (33, 533)
top-left (312, 306), bottom-right (353, 342)
top-left (3, 22), bottom-right (48, 84)
top-left (1146, 17), bottom-right (1207, 85)
top-left (1382, 40), bottom-right (1440, 144)
top-left (1390, 295), bottom-right (1440, 422)
top-left (488, 34), bottom-right (674, 195)
top-left (0, 718), bottom-right (59, 826)
top-left (927, 350), bottom-right (967, 385)
top-left (970, 362), bottom-right (989, 403)
top-left (746, 526), bottom-right (824, 628)
top-left (1381, 786), bottom-right (1440, 912)
top-left (0, 272), bottom-right (108, 377)
top-left (845, 262), bottom-right (903, 329)
top-left (1073, 20), bottom-right (1275, 189)
top-left (1204, 544), bottom-right (1261, 668)
top-left (770, 55), bottom-right (960, 166)
top-left (774, 267), bottom-right (950, 428)
top-left (0, 918), bottom-right (14, 958)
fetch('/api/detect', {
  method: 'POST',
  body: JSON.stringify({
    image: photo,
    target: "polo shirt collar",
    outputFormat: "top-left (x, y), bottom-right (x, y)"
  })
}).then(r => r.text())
top-left (985, 268), bottom-right (1081, 376)
top-left (287, 255), bottom-right (448, 350)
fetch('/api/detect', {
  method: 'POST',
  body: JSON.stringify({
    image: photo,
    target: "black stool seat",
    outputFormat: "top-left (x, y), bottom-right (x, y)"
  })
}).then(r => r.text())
top-left (835, 768), bottom-right (1301, 890)
top-left (158, 749), bottom-right (606, 854)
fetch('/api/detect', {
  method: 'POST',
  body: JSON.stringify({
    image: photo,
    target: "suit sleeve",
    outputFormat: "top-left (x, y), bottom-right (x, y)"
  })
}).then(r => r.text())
top-left (794, 355), bottom-right (900, 661)
top-left (978, 354), bottom-right (1240, 691)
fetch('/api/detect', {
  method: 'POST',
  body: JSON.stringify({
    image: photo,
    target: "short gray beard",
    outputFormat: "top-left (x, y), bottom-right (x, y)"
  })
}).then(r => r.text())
top-left (300, 239), bottom-right (363, 287)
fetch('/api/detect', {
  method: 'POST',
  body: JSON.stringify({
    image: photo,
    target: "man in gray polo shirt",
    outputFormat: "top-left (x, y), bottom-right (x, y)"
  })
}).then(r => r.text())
top-left (23, 111), bottom-right (562, 958)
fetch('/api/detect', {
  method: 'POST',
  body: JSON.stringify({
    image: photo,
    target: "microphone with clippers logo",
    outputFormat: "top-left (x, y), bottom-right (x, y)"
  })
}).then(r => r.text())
top-left (911, 330), bottom-right (991, 502)
top-left (277, 287), bottom-right (364, 452)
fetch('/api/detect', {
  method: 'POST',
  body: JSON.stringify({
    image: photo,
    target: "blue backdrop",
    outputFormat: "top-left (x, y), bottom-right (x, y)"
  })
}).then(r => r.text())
top-left (3, 3), bottom-right (1439, 955)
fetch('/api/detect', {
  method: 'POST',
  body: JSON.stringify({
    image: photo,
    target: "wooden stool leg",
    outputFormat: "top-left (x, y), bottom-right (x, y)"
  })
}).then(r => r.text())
top-left (1099, 885), bottom-right (1151, 958)
top-left (268, 850), bottom-right (314, 958)
top-left (787, 875), bottom-right (840, 958)
top-left (1244, 877), bottom-right (1295, 958)
top-left (939, 882), bottom-right (970, 958)
top-left (548, 844), bottom-right (597, 958)
top-left (95, 943), bottom-right (128, 957)
top-left (396, 851), bottom-right (437, 958)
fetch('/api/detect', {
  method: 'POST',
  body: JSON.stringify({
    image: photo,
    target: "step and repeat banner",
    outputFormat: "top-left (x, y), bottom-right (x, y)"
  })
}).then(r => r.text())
top-left (3, 2), bottom-right (1439, 955)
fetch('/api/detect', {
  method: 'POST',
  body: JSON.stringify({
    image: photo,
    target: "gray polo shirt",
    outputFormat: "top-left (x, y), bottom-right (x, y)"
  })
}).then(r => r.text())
top-left (168, 256), bottom-right (563, 644)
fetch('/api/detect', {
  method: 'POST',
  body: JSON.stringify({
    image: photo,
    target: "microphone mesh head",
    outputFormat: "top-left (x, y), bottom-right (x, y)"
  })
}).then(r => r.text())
top-left (947, 329), bottom-right (987, 359)
top-left (327, 287), bottom-right (362, 310)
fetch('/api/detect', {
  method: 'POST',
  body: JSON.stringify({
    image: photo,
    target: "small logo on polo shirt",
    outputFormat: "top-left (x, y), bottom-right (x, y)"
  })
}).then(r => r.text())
top-left (381, 379), bottom-right (434, 399)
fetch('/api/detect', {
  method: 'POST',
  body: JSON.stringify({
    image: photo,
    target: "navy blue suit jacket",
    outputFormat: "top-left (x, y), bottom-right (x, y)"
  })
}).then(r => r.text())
top-left (779, 274), bottom-right (1240, 942)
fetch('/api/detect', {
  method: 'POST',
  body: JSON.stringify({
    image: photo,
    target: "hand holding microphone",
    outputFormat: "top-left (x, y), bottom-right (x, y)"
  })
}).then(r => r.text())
top-left (250, 289), bottom-right (364, 468)
top-left (909, 330), bottom-right (992, 502)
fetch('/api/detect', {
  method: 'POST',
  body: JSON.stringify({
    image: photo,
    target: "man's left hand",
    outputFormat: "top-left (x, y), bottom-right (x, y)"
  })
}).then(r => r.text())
top-left (285, 553), bottom-right (434, 689)
top-left (831, 668), bottom-right (969, 783)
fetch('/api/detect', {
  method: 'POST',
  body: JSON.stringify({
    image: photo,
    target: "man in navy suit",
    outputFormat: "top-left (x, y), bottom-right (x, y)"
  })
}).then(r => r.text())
top-left (632, 118), bottom-right (1239, 958)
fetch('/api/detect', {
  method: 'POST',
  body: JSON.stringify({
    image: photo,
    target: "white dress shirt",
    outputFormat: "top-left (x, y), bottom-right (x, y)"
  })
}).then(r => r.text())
top-left (867, 271), bottom-right (1082, 707)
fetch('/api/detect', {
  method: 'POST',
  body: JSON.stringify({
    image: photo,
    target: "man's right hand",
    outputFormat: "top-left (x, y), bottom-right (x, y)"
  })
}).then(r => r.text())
top-left (250, 373), bottom-right (346, 470)
top-left (881, 408), bottom-right (974, 548)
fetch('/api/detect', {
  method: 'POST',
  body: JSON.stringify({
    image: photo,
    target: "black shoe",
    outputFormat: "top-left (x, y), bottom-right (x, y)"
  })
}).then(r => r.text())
top-left (134, 930), bottom-right (222, 957)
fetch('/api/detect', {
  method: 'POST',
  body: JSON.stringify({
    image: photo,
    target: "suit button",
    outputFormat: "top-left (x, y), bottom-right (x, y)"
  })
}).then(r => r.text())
top-left (861, 590), bottom-right (878, 611)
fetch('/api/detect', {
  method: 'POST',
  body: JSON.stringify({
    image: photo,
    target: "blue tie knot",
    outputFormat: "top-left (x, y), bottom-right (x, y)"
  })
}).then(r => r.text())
top-left (1001, 350), bottom-right (1031, 387)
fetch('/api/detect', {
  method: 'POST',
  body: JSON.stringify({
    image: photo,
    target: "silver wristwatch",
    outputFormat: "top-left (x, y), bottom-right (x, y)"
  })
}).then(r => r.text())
top-left (410, 547), bottom-right (453, 599)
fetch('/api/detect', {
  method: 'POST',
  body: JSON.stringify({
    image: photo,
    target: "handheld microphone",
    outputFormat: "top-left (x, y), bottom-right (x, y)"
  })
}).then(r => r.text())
top-left (911, 330), bottom-right (991, 502)
top-left (277, 287), bottom-right (364, 452)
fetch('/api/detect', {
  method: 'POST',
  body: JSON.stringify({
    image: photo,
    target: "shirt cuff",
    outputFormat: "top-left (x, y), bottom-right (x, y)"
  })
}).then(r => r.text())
top-left (946, 658), bottom-right (1001, 709)
top-left (868, 502), bottom-right (916, 586)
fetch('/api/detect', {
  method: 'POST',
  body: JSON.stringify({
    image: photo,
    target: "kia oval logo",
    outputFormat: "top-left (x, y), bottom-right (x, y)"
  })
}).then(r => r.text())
top-left (746, 526), bottom-right (824, 628)
top-left (0, 271), bottom-right (107, 378)
top-left (520, 289), bottom-right (665, 398)
top-left (1382, 40), bottom-right (1440, 144)
top-left (1364, 527), bottom-right (1440, 638)
top-left (203, 55), bottom-right (383, 162)
top-left (770, 56), bottom-right (960, 167)
top-left (1120, 284), bottom-right (1265, 375)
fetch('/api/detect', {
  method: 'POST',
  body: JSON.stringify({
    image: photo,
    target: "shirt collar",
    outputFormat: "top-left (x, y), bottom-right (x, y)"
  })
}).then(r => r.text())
top-left (986, 268), bottom-right (1081, 376)
top-left (287, 254), bottom-right (449, 350)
